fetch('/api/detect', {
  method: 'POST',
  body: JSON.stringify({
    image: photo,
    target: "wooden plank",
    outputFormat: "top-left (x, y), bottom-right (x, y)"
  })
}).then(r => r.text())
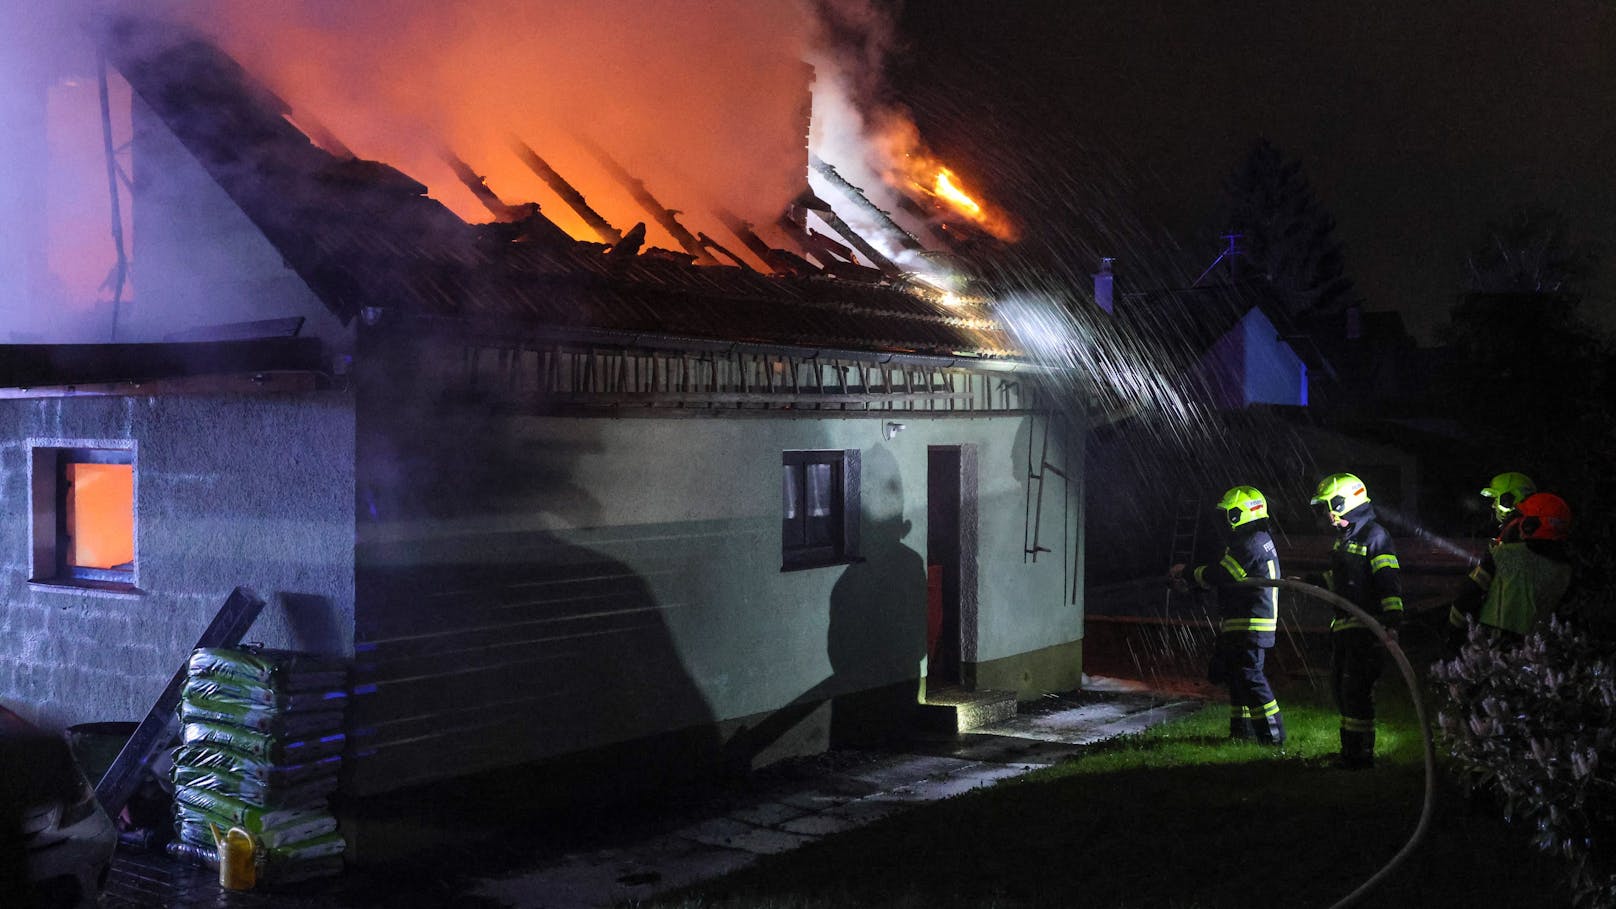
top-left (94, 587), bottom-right (266, 817)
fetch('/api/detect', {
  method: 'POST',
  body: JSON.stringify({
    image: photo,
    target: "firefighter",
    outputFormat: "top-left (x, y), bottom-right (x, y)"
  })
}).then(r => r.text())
top-left (1309, 472), bottom-right (1402, 770)
top-left (1479, 471), bottom-right (1537, 529)
top-left (1168, 486), bottom-right (1285, 745)
top-left (1448, 492), bottom-right (1573, 647)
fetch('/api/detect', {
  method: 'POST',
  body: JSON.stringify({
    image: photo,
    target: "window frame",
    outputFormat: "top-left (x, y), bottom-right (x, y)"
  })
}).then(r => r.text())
top-left (29, 442), bottom-right (139, 592)
top-left (781, 449), bottom-right (860, 572)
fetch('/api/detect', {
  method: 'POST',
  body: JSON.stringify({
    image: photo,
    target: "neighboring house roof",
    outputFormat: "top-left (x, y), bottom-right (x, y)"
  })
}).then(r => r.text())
top-left (1115, 282), bottom-right (1317, 373)
top-left (102, 19), bottom-right (1022, 364)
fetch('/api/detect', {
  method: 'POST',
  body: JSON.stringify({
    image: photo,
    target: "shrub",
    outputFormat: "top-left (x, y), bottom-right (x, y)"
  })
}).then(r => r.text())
top-left (1433, 617), bottom-right (1616, 908)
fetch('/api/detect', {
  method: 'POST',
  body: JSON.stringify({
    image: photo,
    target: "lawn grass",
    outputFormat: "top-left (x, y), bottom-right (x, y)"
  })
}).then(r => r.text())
top-left (650, 676), bottom-right (1572, 909)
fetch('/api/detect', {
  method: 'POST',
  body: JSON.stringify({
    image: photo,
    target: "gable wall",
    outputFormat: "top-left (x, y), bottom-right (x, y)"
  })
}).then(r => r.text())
top-left (127, 95), bottom-right (354, 354)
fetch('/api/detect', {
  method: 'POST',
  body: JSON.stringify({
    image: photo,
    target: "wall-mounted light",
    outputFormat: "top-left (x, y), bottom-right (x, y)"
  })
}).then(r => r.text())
top-left (883, 421), bottom-right (907, 441)
top-left (360, 306), bottom-right (385, 326)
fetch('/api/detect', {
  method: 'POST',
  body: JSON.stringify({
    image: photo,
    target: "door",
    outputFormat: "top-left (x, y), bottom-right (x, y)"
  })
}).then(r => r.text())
top-left (927, 446), bottom-right (963, 687)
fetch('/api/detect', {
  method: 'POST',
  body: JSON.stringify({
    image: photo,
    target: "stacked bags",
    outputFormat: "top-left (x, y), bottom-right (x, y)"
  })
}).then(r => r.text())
top-left (166, 647), bottom-right (350, 886)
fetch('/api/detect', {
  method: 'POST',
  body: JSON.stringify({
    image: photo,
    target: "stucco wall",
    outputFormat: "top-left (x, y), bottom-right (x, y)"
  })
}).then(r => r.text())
top-left (0, 391), bottom-right (355, 731)
top-left (351, 368), bottom-right (1081, 793)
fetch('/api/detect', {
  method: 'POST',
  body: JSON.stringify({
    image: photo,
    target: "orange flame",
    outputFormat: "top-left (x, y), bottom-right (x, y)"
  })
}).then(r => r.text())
top-left (871, 115), bottom-right (1018, 243)
top-left (908, 159), bottom-right (1017, 242)
top-left (932, 167), bottom-right (982, 218)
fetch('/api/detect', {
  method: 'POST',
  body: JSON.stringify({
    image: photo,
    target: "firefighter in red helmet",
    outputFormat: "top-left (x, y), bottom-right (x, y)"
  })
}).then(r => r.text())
top-left (1449, 492), bottom-right (1574, 647)
top-left (1169, 486), bottom-right (1285, 745)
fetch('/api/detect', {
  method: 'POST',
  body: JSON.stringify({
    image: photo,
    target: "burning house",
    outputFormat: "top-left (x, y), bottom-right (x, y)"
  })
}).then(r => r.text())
top-left (0, 15), bottom-right (1082, 848)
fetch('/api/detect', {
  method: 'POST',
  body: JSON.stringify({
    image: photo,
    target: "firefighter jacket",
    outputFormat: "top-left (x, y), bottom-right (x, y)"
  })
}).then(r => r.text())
top-left (1191, 524), bottom-right (1280, 647)
top-left (1321, 503), bottom-right (1402, 632)
top-left (1452, 541), bottom-right (1573, 637)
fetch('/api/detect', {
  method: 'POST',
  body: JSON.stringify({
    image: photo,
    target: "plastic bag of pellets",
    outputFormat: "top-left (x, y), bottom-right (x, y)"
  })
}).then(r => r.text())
top-left (182, 676), bottom-right (348, 713)
top-left (170, 744), bottom-right (341, 789)
top-left (172, 792), bottom-right (338, 847)
top-left (181, 719), bottom-right (345, 764)
top-left (171, 763), bottom-right (338, 809)
top-left (179, 693), bottom-right (345, 738)
top-left (187, 647), bottom-right (349, 691)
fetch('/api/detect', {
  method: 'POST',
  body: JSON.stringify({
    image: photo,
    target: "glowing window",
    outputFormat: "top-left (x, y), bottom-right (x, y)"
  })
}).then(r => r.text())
top-left (781, 450), bottom-right (859, 571)
top-left (64, 462), bottom-right (134, 572)
top-left (30, 446), bottom-right (136, 588)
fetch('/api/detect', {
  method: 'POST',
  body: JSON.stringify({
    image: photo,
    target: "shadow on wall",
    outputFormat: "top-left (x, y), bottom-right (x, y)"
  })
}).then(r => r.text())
top-left (725, 446), bottom-right (927, 764)
top-left (275, 593), bottom-right (347, 657)
top-left (348, 334), bottom-right (719, 796)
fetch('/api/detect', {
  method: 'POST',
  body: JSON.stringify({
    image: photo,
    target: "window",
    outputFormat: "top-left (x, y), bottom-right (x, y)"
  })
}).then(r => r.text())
top-left (782, 450), bottom-right (859, 570)
top-left (31, 446), bottom-right (136, 589)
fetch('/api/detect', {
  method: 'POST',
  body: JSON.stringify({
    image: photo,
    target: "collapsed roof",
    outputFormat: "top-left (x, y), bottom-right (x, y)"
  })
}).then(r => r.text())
top-left (101, 17), bottom-right (1025, 363)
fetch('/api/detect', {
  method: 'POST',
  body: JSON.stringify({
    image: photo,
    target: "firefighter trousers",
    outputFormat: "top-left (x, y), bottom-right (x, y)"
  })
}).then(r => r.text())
top-left (1331, 628), bottom-right (1384, 767)
top-left (1223, 640), bottom-right (1284, 745)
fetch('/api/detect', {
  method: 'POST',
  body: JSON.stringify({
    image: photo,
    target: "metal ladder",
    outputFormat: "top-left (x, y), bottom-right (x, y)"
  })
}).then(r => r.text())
top-left (1165, 496), bottom-right (1201, 608)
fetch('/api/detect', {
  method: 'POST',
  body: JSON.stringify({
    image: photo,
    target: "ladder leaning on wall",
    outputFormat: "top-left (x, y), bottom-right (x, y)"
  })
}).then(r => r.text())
top-left (1164, 496), bottom-right (1201, 611)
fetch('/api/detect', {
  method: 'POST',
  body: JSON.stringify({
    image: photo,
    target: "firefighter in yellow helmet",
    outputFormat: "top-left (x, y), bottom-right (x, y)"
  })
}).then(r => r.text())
top-left (1479, 471), bottom-right (1537, 528)
top-left (1309, 473), bottom-right (1402, 770)
top-left (1169, 486), bottom-right (1285, 745)
top-left (1448, 492), bottom-right (1574, 648)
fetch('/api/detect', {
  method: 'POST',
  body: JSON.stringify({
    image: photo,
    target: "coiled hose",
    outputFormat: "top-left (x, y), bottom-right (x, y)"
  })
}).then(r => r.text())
top-left (1238, 577), bottom-right (1437, 909)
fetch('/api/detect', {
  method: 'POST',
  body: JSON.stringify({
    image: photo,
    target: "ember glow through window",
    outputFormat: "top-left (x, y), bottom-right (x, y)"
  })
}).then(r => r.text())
top-left (65, 461), bottom-right (134, 574)
top-left (30, 445), bottom-right (137, 588)
top-left (781, 450), bottom-right (859, 570)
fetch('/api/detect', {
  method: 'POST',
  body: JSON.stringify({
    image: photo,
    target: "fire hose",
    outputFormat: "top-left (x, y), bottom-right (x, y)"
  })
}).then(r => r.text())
top-left (1233, 577), bottom-right (1436, 909)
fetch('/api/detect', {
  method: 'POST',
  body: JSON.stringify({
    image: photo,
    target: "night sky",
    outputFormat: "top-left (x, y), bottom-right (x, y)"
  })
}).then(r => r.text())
top-left (887, 0), bottom-right (1616, 342)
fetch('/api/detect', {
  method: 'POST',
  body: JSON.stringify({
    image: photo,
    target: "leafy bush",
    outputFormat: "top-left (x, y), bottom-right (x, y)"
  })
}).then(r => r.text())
top-left (1433, 617), bottom-right (1616, 907)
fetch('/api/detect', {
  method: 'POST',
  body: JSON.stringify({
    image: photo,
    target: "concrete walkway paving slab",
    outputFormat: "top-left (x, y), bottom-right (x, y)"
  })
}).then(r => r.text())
top-left (725, 799), bottom-right (811, 828)
top-left (844, 753), bottom-right (979, 789)
top-left (681, 816), bottom-right (819, 855)
top-left (779, 797), bottom-right (903, 836)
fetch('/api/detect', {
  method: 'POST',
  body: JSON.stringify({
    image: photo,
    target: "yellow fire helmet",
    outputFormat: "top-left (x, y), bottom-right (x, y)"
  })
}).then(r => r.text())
top-left (1480, 471), bottom-right (1536, 523)
top-left (1310, 473), bottom-right (1370, 520)
top-left (1216, 486), bottom-right (1269, 529)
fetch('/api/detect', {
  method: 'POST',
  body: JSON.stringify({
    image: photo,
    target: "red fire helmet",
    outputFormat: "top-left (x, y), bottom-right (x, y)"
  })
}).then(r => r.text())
top-left (1512, 492), bottom-right (1572, 542)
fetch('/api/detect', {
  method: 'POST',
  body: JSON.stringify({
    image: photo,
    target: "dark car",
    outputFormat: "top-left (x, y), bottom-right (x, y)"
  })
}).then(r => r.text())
top-left (0, 705), bottom-right (118, 909)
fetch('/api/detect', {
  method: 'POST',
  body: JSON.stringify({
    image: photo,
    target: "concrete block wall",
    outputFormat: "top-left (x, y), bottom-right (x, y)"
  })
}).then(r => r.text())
top-left (0, 391), bottom-right (356, 732)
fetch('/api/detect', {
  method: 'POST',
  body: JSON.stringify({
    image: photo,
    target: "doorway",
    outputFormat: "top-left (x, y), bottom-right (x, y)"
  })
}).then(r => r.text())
top-left (927, 445), bottom-right (977, 689)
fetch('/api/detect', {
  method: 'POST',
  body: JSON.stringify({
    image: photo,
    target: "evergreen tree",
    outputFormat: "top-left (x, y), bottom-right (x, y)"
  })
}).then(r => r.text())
top-left (1218, 139), bottom-right (1357, 319)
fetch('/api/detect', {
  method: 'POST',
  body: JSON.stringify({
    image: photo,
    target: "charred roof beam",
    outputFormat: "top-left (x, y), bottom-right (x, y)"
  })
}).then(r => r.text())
top-left (718, 210), bottom-right (819, 277)
top-left (442, 150), bottom-right (574, 247)
top-left (578, 137), bottom-right (717, 266)
top-left (509, 137), bottom-right (622, 244)
top-left (810, 155), bottom-right (926, 255)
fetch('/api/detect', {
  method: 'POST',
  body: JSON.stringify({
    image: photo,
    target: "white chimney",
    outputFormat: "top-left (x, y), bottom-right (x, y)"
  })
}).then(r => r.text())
top-left (1093, 257), bottom-right (1115, 314)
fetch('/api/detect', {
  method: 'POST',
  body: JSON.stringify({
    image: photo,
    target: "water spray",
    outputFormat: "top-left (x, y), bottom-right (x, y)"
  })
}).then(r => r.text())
top-left (1375, 504), bottom-right (1480, 564)
top-left (1239, 577), bottom-right (1436, 909)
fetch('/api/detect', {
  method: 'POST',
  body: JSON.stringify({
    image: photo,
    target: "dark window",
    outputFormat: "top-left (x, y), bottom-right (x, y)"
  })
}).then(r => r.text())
top-left (782, 450), bottom-right (859, 570)
top-left (31, 446), bottom-right (136, 588)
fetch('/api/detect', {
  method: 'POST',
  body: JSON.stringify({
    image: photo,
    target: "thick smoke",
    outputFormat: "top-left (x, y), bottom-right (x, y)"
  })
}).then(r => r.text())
top-left (139, 0), bottom-right (821, 253)
top-left (0, 0), bottom-right (942, 341)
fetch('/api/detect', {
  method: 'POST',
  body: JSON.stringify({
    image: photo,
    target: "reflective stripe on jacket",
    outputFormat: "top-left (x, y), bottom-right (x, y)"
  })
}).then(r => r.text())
top-left (1192, 526), bottom-right (1280, 647)
top-left (1324, 503), bottom-right (1402, 632)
